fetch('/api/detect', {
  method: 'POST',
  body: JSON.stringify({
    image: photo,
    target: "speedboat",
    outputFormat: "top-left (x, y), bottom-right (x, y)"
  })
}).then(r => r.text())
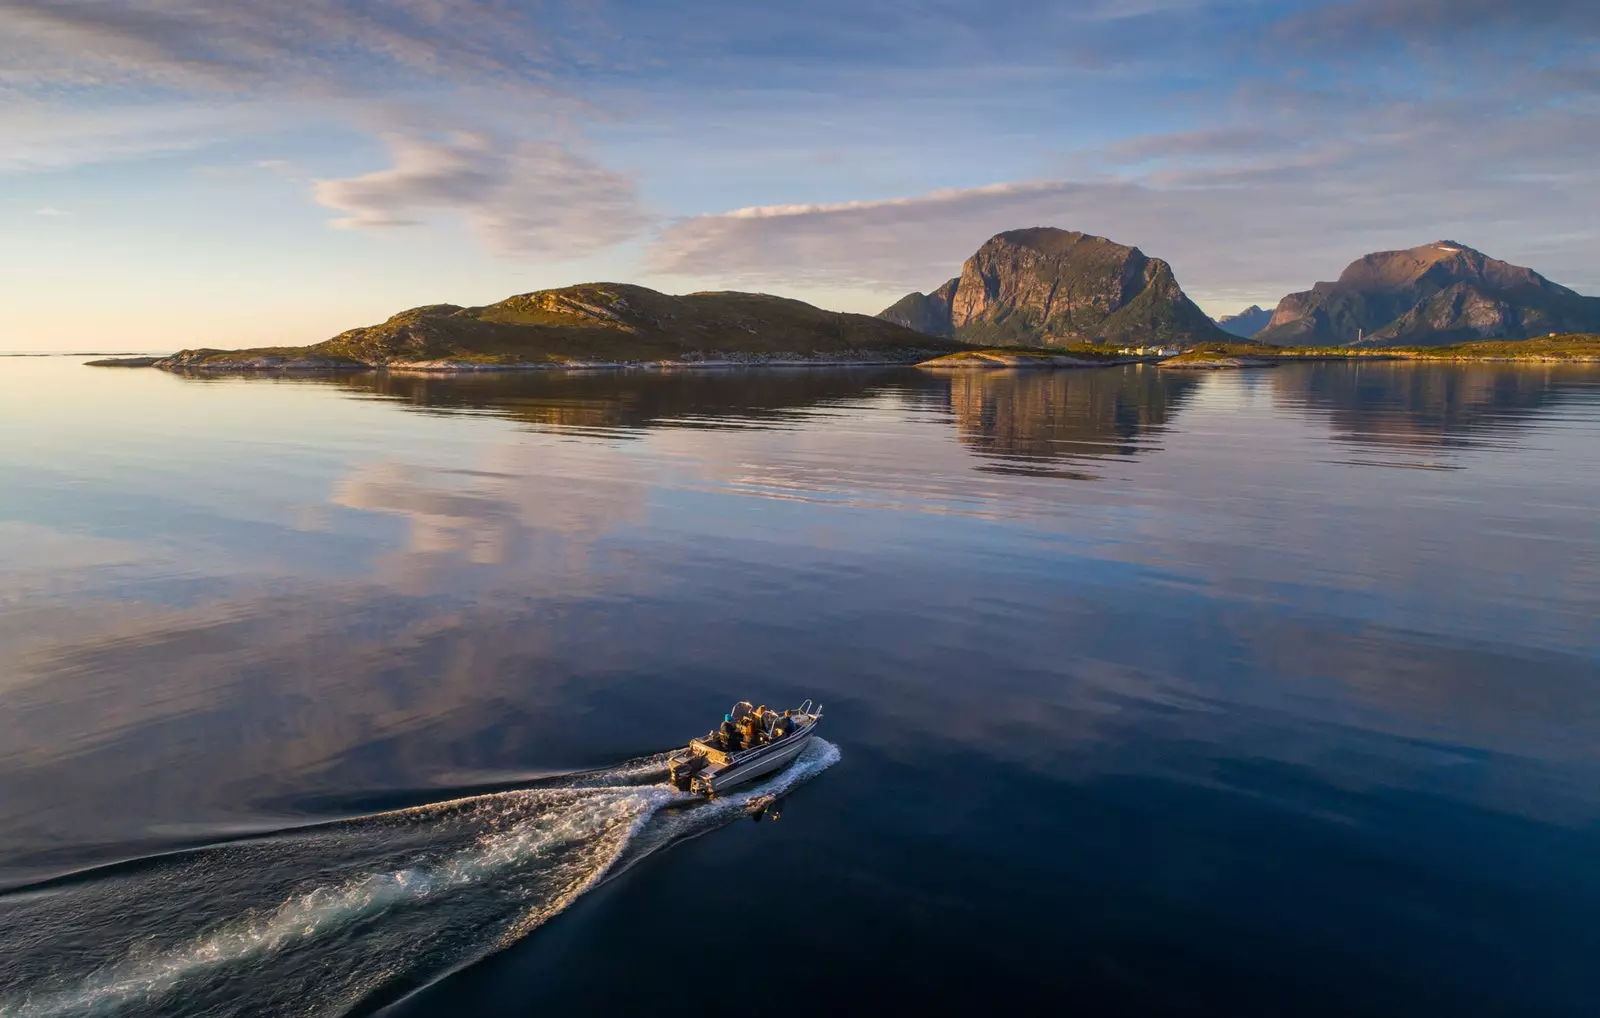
top-left (667, 700), bottom-right (823, 796)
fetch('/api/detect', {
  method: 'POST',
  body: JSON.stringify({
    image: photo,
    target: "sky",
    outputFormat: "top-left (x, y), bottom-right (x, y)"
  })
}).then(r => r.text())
top-left (2, 0), bottom-right (1597, 351)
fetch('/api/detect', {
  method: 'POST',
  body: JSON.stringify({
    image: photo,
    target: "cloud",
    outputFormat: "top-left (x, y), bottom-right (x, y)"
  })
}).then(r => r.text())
top-left (1278, 0), bottom-right (1600, 47)
top-left (646, 98), bottom-right (1600, 308)
top-left (648, 181), bottom-right (1097, 290)
top-left (0, 3), bottom-right (650, 259)
top-left (33, 206), bottom-right (70, 217)
top-left (1103, 127), bottom-right (1303, 164)
top-left (0, 98), bottom-right (260, 171)
top-left (0, 3), bottom-right (585, 176)
top-left (312, 131), bottom-right (648, 256)
top-left (0, 0), bottom-right (558, 91)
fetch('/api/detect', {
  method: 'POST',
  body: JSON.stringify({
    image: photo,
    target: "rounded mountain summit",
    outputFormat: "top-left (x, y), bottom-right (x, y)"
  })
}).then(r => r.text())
top-left (877, 228), bottom-right (1232, 348)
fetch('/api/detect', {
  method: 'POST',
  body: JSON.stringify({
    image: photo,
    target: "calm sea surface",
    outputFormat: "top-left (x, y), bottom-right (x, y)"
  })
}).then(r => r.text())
top-left (1, 356), bottom-right (1598, 1017)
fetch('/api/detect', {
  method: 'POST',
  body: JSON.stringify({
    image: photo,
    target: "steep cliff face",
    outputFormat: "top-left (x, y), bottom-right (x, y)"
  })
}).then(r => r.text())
top-left (878, 228), bottom-right (1231, 347)
top-left (1257, 242), bottom-right (1600, 346)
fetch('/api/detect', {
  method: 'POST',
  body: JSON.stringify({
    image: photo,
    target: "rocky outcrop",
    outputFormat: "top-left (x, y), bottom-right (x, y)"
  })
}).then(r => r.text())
top-left (878, 228), bottom-right (1231, 348)
top-left (157, 350), bottom-right (365, 370)
top-left (916, 350), bottom-right (1127, 369)
top-left (1256, 242), bottom-right (1600, 347)
top-left (1216, 305), bottom-right (1272, 338)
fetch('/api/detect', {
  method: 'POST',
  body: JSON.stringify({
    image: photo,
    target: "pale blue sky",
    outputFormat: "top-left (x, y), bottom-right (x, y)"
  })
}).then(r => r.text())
top-left (3, 0), bottom-right (1597, 350)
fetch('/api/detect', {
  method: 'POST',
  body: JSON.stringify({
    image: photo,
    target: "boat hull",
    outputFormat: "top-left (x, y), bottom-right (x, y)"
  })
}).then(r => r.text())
top-left (696, 728), bottom-right (815, 795)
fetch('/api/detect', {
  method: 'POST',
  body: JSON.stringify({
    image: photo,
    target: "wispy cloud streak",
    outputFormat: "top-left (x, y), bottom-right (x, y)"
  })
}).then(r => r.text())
top-left (314, 132), bottom-right (647, 255)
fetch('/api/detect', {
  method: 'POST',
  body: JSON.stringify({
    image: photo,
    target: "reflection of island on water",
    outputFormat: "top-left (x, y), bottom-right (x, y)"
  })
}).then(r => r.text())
top-left (325, 368), bottom-right (911, 436)
top-left (1272, 362), bottom-right (1599, 451)
top-left (932, 365), bottom-right (1202, 477)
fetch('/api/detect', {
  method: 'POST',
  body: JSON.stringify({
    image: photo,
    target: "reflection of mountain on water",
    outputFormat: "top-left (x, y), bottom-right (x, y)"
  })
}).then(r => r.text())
top-left (1271, 362), bottom-right (1599, 451)
top-left (935, 365), bottom-right (1202, 477)
top-left (326, 368), bottom-right (909, 436)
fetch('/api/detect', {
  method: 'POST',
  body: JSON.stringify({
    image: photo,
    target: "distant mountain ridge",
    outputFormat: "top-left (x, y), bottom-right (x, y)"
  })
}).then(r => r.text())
top-left (1257, 242), bottom-right (1600, 347)
top-left (1217, 305), bottom-right (1272, 338)
top-left (878, 228), bottom-right (1232, 348)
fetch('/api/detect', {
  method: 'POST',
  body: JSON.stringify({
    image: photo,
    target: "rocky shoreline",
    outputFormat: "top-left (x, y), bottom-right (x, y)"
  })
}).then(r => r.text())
top-left (914, 351), bottom-right (1139, 369)
top-left (87, 348), bottom-right (1600, 374)
top-left (86, 350), bottom-right (952, 373)
top-left (1159, 356), bottom-right (1280, 369)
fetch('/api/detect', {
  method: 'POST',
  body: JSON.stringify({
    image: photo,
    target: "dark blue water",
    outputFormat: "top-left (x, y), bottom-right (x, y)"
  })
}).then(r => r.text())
top-left (1, 358), bottom-right (1597, 1016)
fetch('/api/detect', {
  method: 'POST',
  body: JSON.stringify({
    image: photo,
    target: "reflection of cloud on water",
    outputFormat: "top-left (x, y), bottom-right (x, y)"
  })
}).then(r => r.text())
top-left (0, 579), bottom-right (663, 876)
top-left (330, 442), bottom-right (649, 585)
top-left (337, 463), bottom-right (526, 564)
top-left (0, 445), bottom-right (660, 875)
top-left (0, 522), bottom-right (150, 622)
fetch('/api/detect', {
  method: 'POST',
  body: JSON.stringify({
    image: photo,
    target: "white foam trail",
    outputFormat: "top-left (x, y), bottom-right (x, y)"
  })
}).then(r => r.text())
top-left (500, 736), bottom-right (842, 945)
top-left (0, 741), bottom-right (839, 1018)
top-left (562, 752), bottom-right (671, 787)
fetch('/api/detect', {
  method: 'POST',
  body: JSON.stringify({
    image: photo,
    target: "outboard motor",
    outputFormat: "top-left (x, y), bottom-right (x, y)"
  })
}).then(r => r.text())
top-left (669, 754), bottom-right (706, 791)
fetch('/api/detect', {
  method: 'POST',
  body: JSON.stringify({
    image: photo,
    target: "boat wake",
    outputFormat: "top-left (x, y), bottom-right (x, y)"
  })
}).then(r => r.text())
top-left (0, 739), bottom-right (840, 1018)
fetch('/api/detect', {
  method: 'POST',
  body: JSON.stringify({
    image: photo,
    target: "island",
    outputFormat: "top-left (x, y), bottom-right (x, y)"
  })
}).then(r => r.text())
top-left (87, 283), bottom-right (964, 373)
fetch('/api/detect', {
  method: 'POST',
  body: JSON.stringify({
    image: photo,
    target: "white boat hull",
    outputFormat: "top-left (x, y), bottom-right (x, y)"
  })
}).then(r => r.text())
top-left (696, 728), bottom-right (815, 795)
top-left (669, 700), bottom-right (824, 797)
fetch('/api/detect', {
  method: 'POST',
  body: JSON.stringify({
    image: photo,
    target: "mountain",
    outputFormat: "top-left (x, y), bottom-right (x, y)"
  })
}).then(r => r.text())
top-left (139, 284), bottom-right (961, 370)
top-left (879, 278), bottom-right (960, 337)
top-left (878, 228), bottom-right (1233, 347)
top-left (1256, 242), bottom-right (1600, 347)
top-left (1216, 305), bottom-right (1272, 338)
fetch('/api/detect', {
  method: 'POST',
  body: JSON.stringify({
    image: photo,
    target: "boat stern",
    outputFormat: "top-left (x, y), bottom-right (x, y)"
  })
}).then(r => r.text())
top-left (667, 747), bottom-right (713, 792)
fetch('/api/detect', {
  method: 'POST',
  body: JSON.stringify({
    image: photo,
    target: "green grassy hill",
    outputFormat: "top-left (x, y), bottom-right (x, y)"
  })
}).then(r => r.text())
top-left (150, 284), bottom-right (962, 370)
top-left (1166, 335), bottom-right (1600, 365)
top-left (1400, 334), bottom-right (1600, 360)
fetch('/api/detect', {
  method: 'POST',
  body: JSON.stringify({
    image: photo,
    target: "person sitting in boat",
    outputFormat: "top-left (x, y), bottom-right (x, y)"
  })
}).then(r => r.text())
top-left (718, 713), bottom-right (738, 749)
top-left (739, 709), bottom-right (765, 749)
top-left (772, 710), bottom-right (794, 739)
